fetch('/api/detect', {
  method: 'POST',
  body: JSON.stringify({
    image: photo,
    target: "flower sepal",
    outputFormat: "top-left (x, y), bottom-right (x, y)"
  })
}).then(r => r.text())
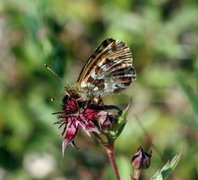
top-left (109, 100), bottom-right (131, 140)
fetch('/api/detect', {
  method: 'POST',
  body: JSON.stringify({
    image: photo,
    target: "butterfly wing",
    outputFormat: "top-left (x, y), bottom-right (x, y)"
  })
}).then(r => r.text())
top-left (77, 38), bottom-right (136, 97)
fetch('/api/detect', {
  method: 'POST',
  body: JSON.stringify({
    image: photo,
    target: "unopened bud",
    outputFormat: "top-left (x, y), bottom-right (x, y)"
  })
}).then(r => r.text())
top-left (131, 146), bottom-right (152, 169)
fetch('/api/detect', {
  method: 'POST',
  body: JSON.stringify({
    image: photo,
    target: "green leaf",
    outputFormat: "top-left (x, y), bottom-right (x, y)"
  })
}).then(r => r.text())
top-left (111, 122), bottom-right (127, 139)
top-left (110, 100), bottom-right (131, 139)
top-left (151, 153), bottom-right (181, 180)
top-left (117, 99), bottom-right (131, 124)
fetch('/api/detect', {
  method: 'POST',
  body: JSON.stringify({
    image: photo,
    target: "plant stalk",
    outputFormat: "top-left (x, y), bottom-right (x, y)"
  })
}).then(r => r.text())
top-left (92, 132), bottom-right (120, 180)
top-left (105, 145), bottom-right (120, 180)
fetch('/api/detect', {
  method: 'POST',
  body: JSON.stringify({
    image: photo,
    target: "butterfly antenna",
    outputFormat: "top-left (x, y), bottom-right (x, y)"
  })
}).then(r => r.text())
top-left (44, 64), bottom-right (63, 82)
top-left (44, 64), bottom-right (66, 102)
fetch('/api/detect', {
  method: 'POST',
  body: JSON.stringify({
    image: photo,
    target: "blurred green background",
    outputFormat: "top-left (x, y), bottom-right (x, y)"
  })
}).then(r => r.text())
top-left (0, 0), bottom-right (198, 179)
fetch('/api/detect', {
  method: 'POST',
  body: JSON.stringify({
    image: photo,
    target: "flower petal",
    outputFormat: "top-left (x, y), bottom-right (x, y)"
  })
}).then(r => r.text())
top-left (83, 107), bottom-right (98, 120)
top-left (97, 111), bottom-right (108, 124)
top-left (78, 116), bottom-right (99, 134)
top-left (62, 118), bottom-right (79, 156)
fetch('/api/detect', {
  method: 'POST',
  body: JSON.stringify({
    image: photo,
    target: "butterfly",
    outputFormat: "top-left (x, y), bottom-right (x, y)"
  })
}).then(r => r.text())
top-left (66, 38), bottom-right (136, 100)
top-left (52, 38), bottom-right (136, 153)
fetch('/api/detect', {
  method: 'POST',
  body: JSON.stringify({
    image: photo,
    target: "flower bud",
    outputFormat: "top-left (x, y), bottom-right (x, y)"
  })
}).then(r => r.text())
top-left (131, 146), bottom-right (152, 169)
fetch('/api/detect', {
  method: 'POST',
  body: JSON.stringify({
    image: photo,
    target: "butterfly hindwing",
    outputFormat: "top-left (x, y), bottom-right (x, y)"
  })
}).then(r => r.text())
top-left (77, 38), bottom-right (136, 97)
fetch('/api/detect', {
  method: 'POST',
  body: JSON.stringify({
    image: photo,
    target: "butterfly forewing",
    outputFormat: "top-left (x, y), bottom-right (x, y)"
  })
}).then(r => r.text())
top-left (77, 38), bottom-right (136, 97)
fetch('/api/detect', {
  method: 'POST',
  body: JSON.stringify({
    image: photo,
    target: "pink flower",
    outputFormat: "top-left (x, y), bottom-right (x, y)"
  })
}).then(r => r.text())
top-left (53, 95), bottom-right (115, 155)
